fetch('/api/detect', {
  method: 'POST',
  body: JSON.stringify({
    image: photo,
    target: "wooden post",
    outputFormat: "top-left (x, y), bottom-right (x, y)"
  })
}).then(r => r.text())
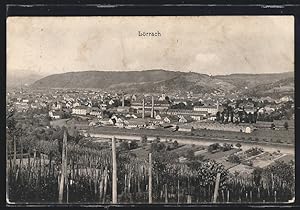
top-left (187, 195), bottom-right (192, 203)
top-left (112, 136), bottom-right (117, 204)
top-left (212, 173), bottom-right (221, 203)
top-left (58, 129), bottom-right (67, 203)
top-left (227, 189), bottom-right (230, 203)
top-left (13, 136), bottom-right (16, 171)
top-left (148, 153), bottom-right (152, 204)
top-left (66, 178), bottom-right (69, 203)
top-left (165, 184), bottom-right (168, 203)
top-left (177, 179), bottom-right (180, 204)
top-left (103, 167), bottom-right (108, 203)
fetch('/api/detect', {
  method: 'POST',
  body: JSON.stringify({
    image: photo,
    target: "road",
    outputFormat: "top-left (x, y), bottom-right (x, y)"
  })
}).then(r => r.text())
top-left (89, 131), bottom-right (294, 155)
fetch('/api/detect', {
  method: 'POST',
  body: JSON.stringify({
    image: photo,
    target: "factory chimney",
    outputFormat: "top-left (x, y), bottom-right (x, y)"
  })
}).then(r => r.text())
top-left (122, 94), bottom-right (125, 107)
top-left (142, 98), bottom-right (145, 119)
top-left (151, 96), bottom-right (154, 118)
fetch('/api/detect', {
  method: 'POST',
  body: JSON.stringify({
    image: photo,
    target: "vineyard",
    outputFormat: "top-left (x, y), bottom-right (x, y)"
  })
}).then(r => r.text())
top-left (6, 112), bottom-right (295, 204)
top-left (7, 134), bottom-right (294, 204)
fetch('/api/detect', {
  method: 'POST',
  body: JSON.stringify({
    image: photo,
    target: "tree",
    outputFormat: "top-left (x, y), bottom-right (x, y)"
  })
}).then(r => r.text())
top-left (173, 140), bottom-right (179, 148)
top-left (222, 143), bottom-right (233, 151)
top-left (208, 143), bottom-right (221, 153)
top-left (216, 112), bottom-right (221, 122)
top-left (235, 143), bottom-right (242, 149)
top-left (227, 154), bottom-right (241, 164)
top-left (129, 140), bottom-right (138, 150)
top-left (284, 122), bottom-right (289, 130)
top-left (120, 141), bottom-right (129, 151)
top-left (271, 123), bottom-right (276, 130)
top-left (253, 168), bottom-right (263, 186)
top-left (141, 135), bottom-right (147, 144)
top-left (185, 149), bottom-right (195, 160)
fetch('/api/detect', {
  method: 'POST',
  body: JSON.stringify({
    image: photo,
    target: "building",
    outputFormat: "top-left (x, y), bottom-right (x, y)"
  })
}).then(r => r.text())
top-left (167, 109), bottom-right (207, 121)
top-left (245, 126), bottom-right (252, 133)
top-left (131, 97), bottom-right (170, 115)
top-left (99, 118), bottom-right (115, 125)
top-left (51, 102), bottom-right (62, 110)
top-left (178, 115), bottom-right (193, 123)
top-left (125, 119), bottom-right (148, 129)
top-left (49, 110), bottom-right (61, 119)
top-left (193, 105), bottom-right (219, 115)
top-left (90, 107), bottom-right (102, 118)
top-left (178, 125), bottom-right (193, 132)
top-left (72, 106), bottom-right (89, 115)
top-left (189, 122), bottom-right (254, 133)
top-left (14, 102), bottom-right (29, 112)
top-left (164, 116), bottom-right (180, 124)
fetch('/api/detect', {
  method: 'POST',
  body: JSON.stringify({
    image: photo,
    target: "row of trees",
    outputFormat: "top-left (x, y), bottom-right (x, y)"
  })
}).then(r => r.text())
top-left (216, 107), bottom-right (258, 124)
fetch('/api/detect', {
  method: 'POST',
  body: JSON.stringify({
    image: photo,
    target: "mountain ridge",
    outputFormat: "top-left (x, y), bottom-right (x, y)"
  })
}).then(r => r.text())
top-left (30, 70), bottom-right (294, 97)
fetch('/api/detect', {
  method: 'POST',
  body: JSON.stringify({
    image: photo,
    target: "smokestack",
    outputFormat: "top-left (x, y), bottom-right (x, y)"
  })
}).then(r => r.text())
top-left (142, 98), bottom-right (145, 119)
top-left (122, 94), bottom-right (125, 107)
top-left (151, 96), bottom-right (154, 118)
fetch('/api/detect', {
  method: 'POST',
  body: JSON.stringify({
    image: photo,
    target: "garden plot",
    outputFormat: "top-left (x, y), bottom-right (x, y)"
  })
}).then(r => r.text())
top-left (171, 144), bottom-right (205, 156)
top-left (202, 148), bottom-right (240, 160)
top-left (228, 164), bottom-right (254, 177)
top-left (275, 154), bottom-right (294, 163)
top-left (251, 152), bottom-right (286, 168)
top-left (235, 147), bottom-right (265, 161)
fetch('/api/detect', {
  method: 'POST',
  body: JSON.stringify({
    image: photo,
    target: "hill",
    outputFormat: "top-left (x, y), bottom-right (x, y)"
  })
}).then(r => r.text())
top-left (31, 70), bottom-right (294, 97)
top-left (31, 70), bottom-right (181, 89)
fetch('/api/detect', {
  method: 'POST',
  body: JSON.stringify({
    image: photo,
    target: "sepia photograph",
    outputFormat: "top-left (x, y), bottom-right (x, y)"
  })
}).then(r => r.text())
top-left (6, 16), bottom-right (295, 204)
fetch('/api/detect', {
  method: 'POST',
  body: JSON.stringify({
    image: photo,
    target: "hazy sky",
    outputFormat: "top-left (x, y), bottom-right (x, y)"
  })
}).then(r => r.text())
top-left (7, 16), bottom-right (294, 77)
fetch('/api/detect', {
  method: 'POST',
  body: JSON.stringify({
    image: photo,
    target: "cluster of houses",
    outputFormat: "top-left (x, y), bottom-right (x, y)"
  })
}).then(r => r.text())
top-left (7, 88), bottom-right (294, 134)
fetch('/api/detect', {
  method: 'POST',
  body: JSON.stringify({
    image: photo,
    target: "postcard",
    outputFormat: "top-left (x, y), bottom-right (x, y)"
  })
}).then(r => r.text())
top-left (6, 16), bottom-right (295, 204)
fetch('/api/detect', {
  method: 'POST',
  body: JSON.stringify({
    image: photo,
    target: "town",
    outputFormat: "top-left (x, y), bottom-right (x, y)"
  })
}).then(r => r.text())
top-left (6, 86), bottom-right (295, 203)
top-left (7, 87), bottom-right (294, 135)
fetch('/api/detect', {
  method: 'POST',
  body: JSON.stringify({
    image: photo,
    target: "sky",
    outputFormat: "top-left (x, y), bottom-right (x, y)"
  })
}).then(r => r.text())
top-left (7, 16), bottom-right (294, 77)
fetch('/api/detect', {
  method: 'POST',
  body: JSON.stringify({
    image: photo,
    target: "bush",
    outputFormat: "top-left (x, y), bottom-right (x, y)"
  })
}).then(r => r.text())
top-left (128, 140), bottom-right (138, 150)
top-left (235, 143), bottom-right (242, 148)
top-left (222, 143), bottom-right (233, 151)
top-left (173, 140), bottom-right (179, 148)
top-left (119, 141), bottom-right (129, 151)
top-left (208, 143), bottom-right (221, 153)
top-left (228, 154), bottom-right (241, 164)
